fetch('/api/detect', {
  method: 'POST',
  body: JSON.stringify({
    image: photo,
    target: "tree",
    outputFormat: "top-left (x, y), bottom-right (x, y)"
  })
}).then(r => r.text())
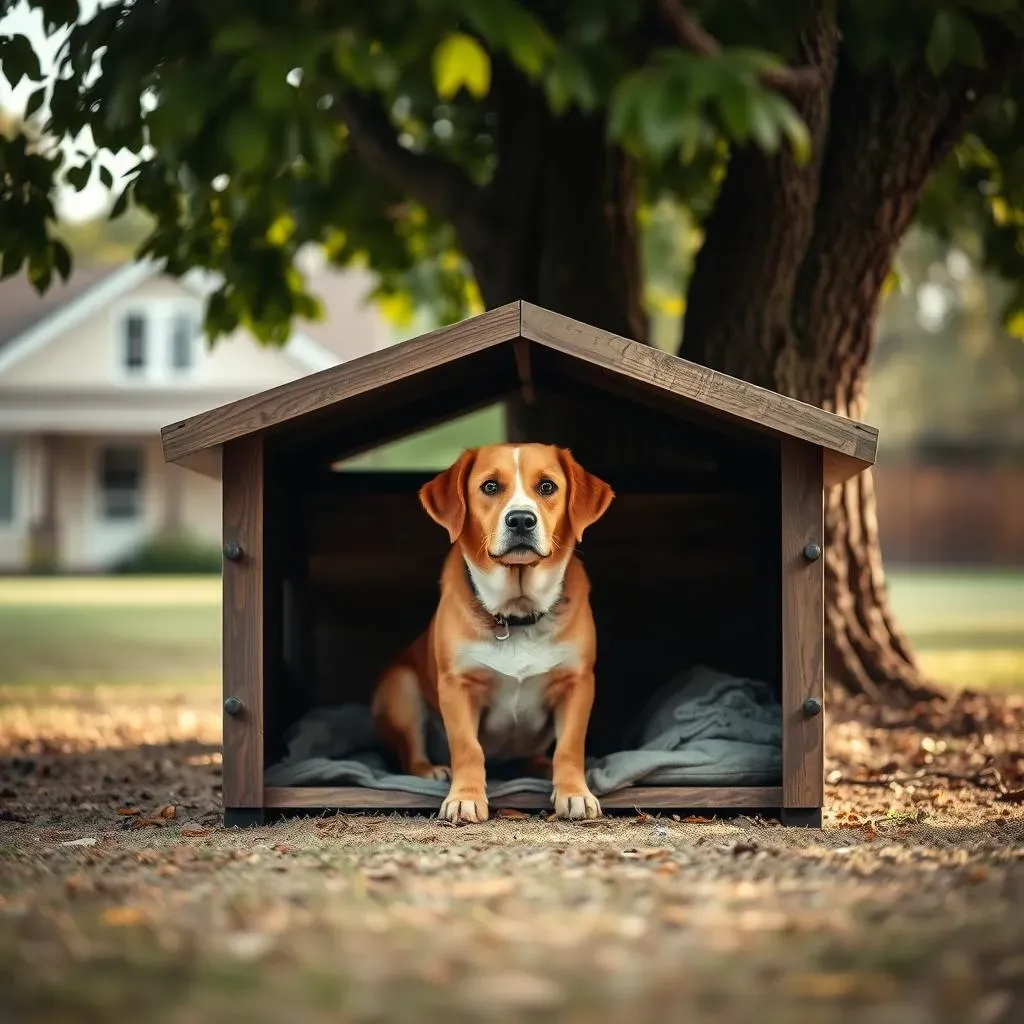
top-left (2, 0), bottom-right (1023, 704)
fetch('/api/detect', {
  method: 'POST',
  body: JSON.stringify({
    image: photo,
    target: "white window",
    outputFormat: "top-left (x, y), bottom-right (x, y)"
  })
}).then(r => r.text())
top-left (0, 439), bottom-right (15, 524)
top-left (99, 446), bottom-right (142, 521)
top-left (169, 312), bottom-right (198, 372)
top-left (121, 313), bottom-right (147, 374)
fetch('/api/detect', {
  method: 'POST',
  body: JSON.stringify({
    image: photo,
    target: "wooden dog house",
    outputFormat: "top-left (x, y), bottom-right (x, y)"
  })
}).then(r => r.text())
top-left (161, 301), bottom-right (878, 829)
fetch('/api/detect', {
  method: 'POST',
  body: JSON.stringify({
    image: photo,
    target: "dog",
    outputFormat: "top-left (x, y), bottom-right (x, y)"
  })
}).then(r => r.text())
top-left (370, 443), bottom-right (614, 823)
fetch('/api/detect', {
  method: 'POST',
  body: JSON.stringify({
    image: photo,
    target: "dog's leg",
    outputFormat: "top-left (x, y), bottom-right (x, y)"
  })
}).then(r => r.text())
top-left (371, 666), bottom-right (451, 781)
top-left (437, 672), bottom-right (488, 823)
top-left (549, 671), bottom-right (602, 819)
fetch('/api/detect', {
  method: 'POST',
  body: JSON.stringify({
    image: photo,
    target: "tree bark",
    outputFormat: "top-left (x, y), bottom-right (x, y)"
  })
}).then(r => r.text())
top-left (471, 96), bottom-right (649, 464)
top-left (682, 22), bottom-right (1016, 706)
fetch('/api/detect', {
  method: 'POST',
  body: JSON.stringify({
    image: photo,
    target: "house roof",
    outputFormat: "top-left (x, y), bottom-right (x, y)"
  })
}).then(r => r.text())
top-left (161, 301), bottom-right (879, 487)
top-left (0, 259), bottom-right (345, 379)
top-left (0, 264), bottom-right (119, 356)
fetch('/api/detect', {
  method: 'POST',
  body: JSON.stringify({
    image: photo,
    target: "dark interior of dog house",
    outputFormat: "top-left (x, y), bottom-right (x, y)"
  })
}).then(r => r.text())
top-left (256, 345), bottom-right (785, 786)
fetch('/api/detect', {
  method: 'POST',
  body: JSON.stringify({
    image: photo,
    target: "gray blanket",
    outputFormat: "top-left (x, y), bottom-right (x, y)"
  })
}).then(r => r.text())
top-left (264, 664), bottom-right (782, 795)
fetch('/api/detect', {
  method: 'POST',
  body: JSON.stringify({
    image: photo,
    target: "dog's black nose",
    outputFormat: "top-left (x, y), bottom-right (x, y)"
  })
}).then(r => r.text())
top-left (505, 509), bottom-right (537, 533)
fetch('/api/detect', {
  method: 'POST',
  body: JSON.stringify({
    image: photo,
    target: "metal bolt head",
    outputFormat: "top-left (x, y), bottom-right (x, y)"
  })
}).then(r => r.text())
top-left (802, 541), bottom-right (822, 562)
top-left (223, 541), bottom-right (243, 562)
top-left (224, 696), bottom-right (243, 716)
top-left (803, 697), bottom-right (823, 717)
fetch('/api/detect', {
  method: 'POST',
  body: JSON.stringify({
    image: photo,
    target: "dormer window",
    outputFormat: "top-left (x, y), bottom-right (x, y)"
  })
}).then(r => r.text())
top-left (170, 313), bottom-right (197, 372)
top-left (122, 313), bottom-right (147, 373)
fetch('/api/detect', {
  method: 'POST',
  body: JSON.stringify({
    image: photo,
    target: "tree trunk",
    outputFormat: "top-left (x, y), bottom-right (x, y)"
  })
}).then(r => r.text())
top-left (680, 35), bottom-right (1006, 706)
top-left (470, 102), bottom-right (649, 464)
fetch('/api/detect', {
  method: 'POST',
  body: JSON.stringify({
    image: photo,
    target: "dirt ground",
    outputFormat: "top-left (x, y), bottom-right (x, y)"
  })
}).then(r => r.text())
top-left (2, 686), bottom-right (1023, 1024)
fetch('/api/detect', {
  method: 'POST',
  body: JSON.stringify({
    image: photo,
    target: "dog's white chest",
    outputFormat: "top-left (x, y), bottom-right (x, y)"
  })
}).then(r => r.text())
top-left (455, 632), bottom-right (579, 758)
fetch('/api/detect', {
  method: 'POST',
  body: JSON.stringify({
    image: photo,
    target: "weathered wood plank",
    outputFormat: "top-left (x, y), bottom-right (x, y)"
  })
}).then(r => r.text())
top-left (264, 786), bottom-right (784, 810)
top-left (520, 301), bottom-right (877, 486)
top-left (780, 440), bottom-right (825, 809)
top-left (162, 302), bottom-right (522, 463)
top-left (222, 435), bottom-right (265, 808)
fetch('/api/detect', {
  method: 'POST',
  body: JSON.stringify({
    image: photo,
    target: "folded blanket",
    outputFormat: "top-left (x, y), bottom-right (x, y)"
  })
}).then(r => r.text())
top-left (264, 664), bottom-right (782, 796)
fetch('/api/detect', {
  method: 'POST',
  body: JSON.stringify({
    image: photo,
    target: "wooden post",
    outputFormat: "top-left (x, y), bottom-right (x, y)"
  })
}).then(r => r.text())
top-left (222, 435), bottom-right (265, 827)
top-left (779, 439), bottom-right (824, 827)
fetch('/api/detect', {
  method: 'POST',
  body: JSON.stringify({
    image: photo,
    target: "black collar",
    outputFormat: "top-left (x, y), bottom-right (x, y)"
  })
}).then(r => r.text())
top-left (463, 561), bottom-right (546, 635)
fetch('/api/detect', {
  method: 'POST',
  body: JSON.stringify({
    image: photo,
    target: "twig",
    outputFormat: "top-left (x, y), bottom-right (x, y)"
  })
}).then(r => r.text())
top-left (655, 0), bottom-right (822, 99)
top-left (831, 767), bottom-right (1006, 793)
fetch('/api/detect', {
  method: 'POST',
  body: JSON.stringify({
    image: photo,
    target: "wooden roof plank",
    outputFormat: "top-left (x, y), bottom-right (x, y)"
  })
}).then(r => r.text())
top-left (160, 299), bottom-right (879, 490)
top-left (160, 301), bottom-right (521, 464)
top-left (519, 301), bottom-right (878, 485)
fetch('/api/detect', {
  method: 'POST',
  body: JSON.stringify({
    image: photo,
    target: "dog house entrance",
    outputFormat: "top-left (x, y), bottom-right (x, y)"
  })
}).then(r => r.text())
top-left (261, 394), bottom-right (785, 811)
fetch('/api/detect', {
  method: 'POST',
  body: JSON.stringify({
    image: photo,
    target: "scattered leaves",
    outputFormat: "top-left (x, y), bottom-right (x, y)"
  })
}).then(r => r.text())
top-left (101, 906), bottom-right (148, 927)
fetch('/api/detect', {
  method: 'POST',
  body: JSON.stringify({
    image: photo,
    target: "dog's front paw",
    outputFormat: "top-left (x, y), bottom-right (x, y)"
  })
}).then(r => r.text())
top-left (439, 788), bottom-right (489, 824)
top-left (552, 785), bottom-right (601, 820)
top-left (410, 761), bottom-right (451, 781)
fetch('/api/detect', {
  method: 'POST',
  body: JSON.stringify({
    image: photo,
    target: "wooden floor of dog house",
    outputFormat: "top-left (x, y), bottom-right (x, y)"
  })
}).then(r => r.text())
top-left (263, 785), bottom-right (785, 811)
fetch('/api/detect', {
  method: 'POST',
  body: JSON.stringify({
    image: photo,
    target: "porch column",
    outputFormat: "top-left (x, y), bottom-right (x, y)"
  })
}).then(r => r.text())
top-left (28, 433), bottom-right (60, 571)
top-left (161, 463), bottom-right (186, 536)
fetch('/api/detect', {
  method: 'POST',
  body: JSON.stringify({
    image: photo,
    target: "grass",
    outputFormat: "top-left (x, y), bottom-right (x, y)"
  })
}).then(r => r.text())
top-left (0, 569), bottom-right (1020, 693)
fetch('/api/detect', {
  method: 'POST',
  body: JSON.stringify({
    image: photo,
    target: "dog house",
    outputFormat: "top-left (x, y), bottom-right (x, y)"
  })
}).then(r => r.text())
top-left (161, 301), bottom-right (877, 829)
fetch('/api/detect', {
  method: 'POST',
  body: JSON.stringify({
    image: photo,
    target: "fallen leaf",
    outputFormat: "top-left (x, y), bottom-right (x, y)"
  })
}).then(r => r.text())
top-left (117, 808), bottom-right (141, 817)
top-left (496, 808), bottom-right (530, 819)
top-left (65, 874), bottom-right (92, 895)
top-left (160, 805), bottom-right (177, 820)
top-left (102, 906), bottom-right (148, 927)
top-left (130, 818), bottom-right (165, 830)
top-left (59, 837), bottom-right (97, 847)
top-left (449, 877), bottom-right (515, 899)
top-left (682, 815), bottom-right (712, 824)
top-left (661, 905), bottom-right (689, 926)
top-left (273, 843), bottom-right (298, 855)
top-left (996, 789), bottom-right (1024, 804)
top-left (181, 826), bottom-right (211, 838)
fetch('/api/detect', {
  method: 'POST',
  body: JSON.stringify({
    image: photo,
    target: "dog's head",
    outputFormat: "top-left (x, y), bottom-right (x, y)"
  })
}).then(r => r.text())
top-left (419, 443), bottom-right (614, 568)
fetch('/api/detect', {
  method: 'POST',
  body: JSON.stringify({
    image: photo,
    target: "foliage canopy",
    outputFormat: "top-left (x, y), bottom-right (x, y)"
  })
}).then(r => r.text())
top-left (1, 0), bottom-right (1022, 343)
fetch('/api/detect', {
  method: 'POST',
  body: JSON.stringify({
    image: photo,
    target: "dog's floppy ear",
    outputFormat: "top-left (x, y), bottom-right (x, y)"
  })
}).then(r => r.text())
top-left (419, 448), bottom-right (477, 543)
top-left (558, 448), bottom-right (614, 543)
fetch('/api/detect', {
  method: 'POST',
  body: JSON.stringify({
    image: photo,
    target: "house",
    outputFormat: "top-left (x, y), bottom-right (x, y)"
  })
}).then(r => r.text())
top-left (0, 258), bottom-right (391, 572)
top-left (160, 300), bottom-right (877, 825)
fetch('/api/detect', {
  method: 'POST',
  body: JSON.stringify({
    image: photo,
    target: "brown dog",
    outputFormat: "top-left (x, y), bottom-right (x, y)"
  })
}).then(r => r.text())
top-left (370, 443), bottom-right (614, 823)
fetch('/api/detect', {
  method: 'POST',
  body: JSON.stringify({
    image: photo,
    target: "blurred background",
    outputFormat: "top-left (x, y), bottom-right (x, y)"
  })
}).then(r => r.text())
top-left (0, 0), bottom-right (1021, 715)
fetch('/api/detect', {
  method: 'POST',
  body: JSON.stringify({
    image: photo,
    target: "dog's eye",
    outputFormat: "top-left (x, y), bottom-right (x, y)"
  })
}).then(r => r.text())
top-left (537, 479), bottom-right (557, 497)
top-left (481, 480), bottom-right (500, 496)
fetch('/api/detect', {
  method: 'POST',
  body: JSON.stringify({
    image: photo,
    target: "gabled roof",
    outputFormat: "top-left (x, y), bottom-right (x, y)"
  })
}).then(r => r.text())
top-left (160, 301), bottom-right (878, 487)
top-left (0, 259), bottom-right (342, 378)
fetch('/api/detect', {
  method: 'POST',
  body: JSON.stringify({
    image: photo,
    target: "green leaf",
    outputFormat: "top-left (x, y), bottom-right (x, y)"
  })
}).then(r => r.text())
top-left (224, 111), bottom-right (269, 172)
top-left (109, 187), bottom-right (130, 220)
top-left (212, 22), bottom-right (265, 53)
top-left (748, 95), bottom-right (781, 154)
top-left (1, 34), bottom-right (43, 90)
top-left (926, 10), bottom-right (985, 75)
top-left (65, 163), bottom-right (92, 192)
top-left (52, 239), bottom-right (72, 283)
top-left (432, 33), bottom-right (492, 100)
top-left (716, 83), bottom-right (754, 142)
top-left (763, 93), bottom-right (811, 165)
top-left (462, 1), bottom-right (556, 81)
top-left (25, 86), bottom-right (47, 120)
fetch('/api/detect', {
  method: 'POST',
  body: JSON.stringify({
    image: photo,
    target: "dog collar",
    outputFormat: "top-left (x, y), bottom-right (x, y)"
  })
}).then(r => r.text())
top-left (463, 562), bottom-right (546, 641)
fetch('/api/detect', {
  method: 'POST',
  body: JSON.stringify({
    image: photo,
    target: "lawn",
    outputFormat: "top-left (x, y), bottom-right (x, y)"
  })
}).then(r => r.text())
top-left (2, 572), bottom-right (1023, 1023)
top-left (0, 569), bottom-right (1020, 694)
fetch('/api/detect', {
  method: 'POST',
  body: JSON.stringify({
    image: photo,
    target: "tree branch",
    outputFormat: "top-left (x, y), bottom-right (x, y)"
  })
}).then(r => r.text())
top-left (655, 0), bottom-right (822, 99)
top-left (332, 90), bottom-right (491, 246)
